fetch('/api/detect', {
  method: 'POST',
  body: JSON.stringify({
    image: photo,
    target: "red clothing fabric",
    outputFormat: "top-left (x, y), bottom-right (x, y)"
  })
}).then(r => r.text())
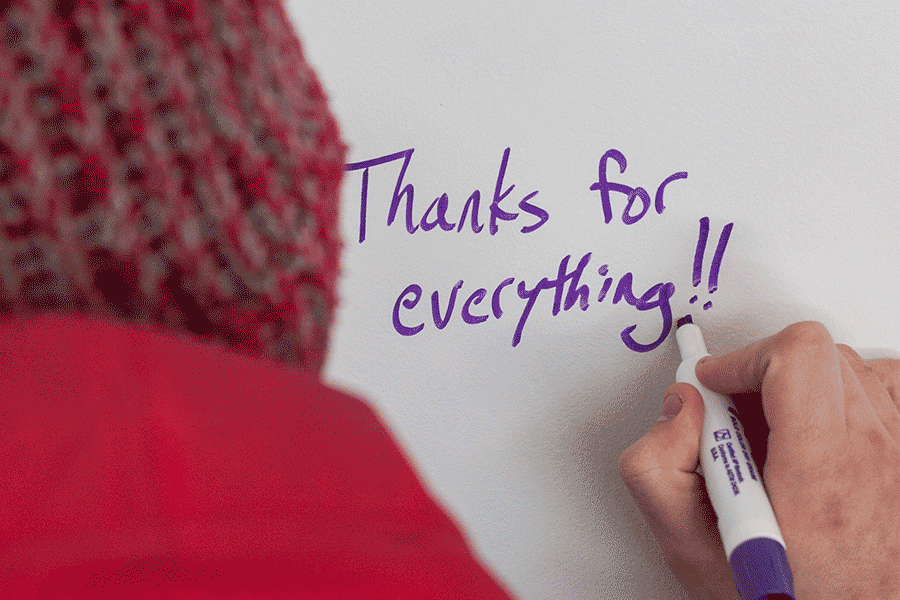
top-left (0, 313), bottom-right (514, 599)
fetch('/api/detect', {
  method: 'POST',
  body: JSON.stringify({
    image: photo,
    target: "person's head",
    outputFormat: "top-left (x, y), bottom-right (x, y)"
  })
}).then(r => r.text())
top-left (0, 0), bottom-right (346, 374)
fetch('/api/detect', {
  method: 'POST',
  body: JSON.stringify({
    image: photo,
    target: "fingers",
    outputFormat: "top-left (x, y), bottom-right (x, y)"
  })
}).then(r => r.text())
top-left (618, 383), bottom-right (736, 594)
top-left (838, 347), bottom-right (900, 443)
top-left (695, 321), bottom-right (848, 451)
top-left (618, 382), bottom-right (705, 483)
top-left (618, 383), bottom-right (706, 535)
top-left (865, 358), bottom-right (900, 411)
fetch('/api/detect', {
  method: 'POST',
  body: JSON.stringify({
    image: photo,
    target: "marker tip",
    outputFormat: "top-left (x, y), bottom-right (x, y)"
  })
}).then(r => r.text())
top-left (677, 315), bottom-right (693, 328)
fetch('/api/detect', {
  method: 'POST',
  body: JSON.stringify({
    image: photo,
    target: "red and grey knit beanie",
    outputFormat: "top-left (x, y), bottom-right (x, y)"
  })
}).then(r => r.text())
top-left (0, 0), bottom-right (346, 375)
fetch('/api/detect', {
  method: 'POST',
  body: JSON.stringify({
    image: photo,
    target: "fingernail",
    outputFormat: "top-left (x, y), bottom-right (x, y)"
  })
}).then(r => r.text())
top-left (696, 356), bottom-right (714, 369)
top-left (657, 394), bottom-right (684, 422)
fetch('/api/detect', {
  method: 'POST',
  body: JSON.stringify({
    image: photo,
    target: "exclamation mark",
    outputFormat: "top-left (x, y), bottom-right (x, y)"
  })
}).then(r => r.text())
top-left (689, 217), bottom-right (734, 311)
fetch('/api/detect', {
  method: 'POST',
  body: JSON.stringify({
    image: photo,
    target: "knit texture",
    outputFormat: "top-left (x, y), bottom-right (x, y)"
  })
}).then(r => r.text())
top-left (0, 0), bottom-right (346, 375)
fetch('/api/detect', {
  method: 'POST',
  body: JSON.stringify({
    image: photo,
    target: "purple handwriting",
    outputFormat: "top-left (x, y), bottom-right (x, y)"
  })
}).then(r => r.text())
top-left (392, 253), bottom-right (675, 353)
top-left (345, 147), bottom-right (549, 243)
top-left (345, 148), bottom-right (731, 353)
top-left (590, 149), bottom-right (688, 225)
top-left (689, 217), bottom-right (734, 311)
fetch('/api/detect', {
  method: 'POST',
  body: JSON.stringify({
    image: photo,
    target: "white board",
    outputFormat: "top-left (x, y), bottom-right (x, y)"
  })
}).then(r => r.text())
top-left (291, 2), bottom-right (900, 598)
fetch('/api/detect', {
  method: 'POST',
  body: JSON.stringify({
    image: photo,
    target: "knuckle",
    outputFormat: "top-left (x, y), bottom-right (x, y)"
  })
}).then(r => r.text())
top-left (883, 358), bottom-right (900, 375)
top-left (617, 446), bottom-right (636, 480)
top-left (772, 320), bottom-right (834, 359)
top-left (872, 358), bottom-right (900, 392)
top-left (618, 434), bottom-right (664, 486)
top-left (617, 442), bottom-right (646, 483)
top-left (835, 343), bottom-right (861, 361)
top-left (837, 344), bottom-right (878, 380)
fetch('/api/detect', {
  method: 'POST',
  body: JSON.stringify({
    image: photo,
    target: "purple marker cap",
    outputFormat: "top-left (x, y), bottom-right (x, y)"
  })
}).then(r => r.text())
top-left (729, 537), bottom-right (796, 600)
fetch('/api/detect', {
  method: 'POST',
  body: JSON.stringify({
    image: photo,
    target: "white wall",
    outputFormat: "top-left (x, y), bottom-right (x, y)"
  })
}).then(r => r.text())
top-left (290, 2), bottom-right (900, 599)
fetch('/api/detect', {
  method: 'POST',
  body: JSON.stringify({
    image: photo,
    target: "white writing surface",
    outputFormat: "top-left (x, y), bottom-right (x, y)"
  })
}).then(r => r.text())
top-left (292, 2), bottom-right (899, 598)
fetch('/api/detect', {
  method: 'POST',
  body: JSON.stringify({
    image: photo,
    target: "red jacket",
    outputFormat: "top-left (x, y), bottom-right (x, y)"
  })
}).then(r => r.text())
top-left (0, 313), bottom-right (514, 599)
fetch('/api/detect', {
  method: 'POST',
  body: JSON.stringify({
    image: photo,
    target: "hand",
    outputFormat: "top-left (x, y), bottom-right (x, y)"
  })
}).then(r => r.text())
top-left (617, 321), bottom-right (900, 600)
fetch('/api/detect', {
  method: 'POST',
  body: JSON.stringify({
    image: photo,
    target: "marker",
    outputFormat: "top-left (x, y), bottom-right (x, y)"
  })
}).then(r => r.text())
top-left (675, 315), bottom-right (795, 600)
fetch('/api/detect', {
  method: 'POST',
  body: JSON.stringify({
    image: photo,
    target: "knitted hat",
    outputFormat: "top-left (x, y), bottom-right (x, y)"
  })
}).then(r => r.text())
top-left (0, 0), bottom-right (346, 375)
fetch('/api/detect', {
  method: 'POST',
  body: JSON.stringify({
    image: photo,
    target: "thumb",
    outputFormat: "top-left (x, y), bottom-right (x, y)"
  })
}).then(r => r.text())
top-left (618, 383), bottom-right (739, 598)
top-left (618, 382), bottom-right (704, 488)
